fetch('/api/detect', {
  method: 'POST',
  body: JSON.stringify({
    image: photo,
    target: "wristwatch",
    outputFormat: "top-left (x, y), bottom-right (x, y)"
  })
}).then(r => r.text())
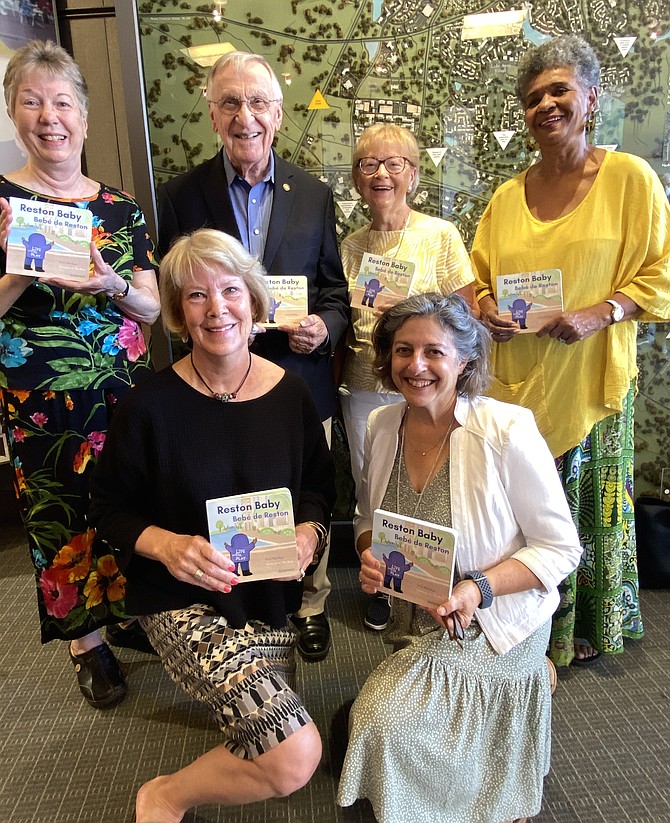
top-left (462, 570), bottom-right (494, 609)
top-left (110, 280), bottom-right (130, 301)
top-left (605, 298), bottom-right (624, 324)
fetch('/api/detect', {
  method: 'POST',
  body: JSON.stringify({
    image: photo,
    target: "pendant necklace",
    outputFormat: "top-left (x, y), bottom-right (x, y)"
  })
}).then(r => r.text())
top-left (366, 209), bottom-right (411, 257)
top-left (397, 411), bottom-right (457, 518)
top-left (190, 352), bottom-right (252, 402)
top-left (404, 429), bottom-right (446, 456)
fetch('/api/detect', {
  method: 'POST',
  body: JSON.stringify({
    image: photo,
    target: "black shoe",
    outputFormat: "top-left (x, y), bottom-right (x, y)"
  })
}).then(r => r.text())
top-left (292, 613), bottom-right (331, 661)
top-left (106, 620), bottom-right (157, 655)
top-left (364, 593), bottom-right (391, 631)
top-left (69, 642), bottom-right (127, 709)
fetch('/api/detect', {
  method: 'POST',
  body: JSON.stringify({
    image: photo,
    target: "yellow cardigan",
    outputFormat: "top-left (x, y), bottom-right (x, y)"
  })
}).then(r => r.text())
top-left (472, 151), bottom-right (670, 457)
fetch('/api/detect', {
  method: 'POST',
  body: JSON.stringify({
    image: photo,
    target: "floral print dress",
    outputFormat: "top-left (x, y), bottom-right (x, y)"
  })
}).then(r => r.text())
top-left (0, 178), bottom-right (156, 642)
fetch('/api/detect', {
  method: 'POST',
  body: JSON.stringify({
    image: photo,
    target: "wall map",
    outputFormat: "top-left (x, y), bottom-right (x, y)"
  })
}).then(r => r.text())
top-left (136, 0), bottom-right (670, 496)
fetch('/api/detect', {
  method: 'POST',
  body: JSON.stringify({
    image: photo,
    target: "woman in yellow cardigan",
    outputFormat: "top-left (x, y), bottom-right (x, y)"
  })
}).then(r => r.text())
top-left (471, 35), bottom-right (670, 667)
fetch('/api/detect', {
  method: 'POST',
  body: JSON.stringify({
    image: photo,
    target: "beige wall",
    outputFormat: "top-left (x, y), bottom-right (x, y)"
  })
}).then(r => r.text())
top-left (56, 0), bottom-right (169, 367)
top-left (57, 0), bottom-right (134, 194)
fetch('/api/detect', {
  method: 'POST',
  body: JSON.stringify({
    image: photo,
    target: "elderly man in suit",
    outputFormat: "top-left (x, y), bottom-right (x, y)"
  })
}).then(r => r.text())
top-left (158, 51), bottom-right (349, 662)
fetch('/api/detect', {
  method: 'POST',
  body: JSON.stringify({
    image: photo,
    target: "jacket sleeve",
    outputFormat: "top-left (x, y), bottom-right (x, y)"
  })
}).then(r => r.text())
top-left (352, 416), bottom-right (374, 543)
top-left (500, 409), bottom-right (582, 590)
top-left (156, 182), bottom-right (181, 260)
top-left (312, 188), bottom-right (350, 354)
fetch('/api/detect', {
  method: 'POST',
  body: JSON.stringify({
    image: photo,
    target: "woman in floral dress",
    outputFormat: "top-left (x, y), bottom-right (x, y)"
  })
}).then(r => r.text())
top-left (0, 40), bottom-right (159, 707)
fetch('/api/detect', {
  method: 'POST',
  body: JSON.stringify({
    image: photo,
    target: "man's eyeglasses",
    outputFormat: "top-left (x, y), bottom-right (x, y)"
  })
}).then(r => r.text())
top-left (357, 156), bottom-right (412, 176)
top-left (211, 96), bottom-right (281, 116)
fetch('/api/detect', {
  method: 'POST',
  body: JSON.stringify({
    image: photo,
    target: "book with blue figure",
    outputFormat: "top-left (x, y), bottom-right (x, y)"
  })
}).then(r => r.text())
top-left (350, 252), bottom-right (415, 311)
top-left (371, 509), bottom-right (457, 609)
top-left (206, 487), bottom-right (299, 582)
top-left (6, 196), bottom-right (93, 282)
top-left (495, 269), bottom-right (563, 333)
top-left (263, 275), bottom-right (309, 325)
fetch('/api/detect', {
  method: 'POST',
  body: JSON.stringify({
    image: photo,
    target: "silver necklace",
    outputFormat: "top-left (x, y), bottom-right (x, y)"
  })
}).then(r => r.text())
top-left (397, 412), bottom-right (456, 518)
top-left (190, 352), bottom-right (252, 402)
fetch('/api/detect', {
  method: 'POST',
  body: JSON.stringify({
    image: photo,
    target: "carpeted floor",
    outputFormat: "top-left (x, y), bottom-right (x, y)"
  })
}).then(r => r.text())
top-left (1, 521), bottom-right (669, 823)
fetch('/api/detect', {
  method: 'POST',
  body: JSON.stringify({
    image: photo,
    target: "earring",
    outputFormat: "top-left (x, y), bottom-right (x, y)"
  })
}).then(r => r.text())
top-left (524, 131), bottom-right (538, 153)
top-left (585, 109), bottom-right (596, 134)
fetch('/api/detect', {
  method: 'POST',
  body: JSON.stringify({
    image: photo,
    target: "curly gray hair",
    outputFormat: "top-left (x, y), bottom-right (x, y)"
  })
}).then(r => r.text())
top-left (515, 35), bottom-right (600, 103)
top-left (372, 293), bottom-right (491, 399)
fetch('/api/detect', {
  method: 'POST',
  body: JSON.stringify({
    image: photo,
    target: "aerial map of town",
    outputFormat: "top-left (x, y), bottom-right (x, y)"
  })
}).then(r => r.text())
top-left (136, 0), bottom-right (669, 495)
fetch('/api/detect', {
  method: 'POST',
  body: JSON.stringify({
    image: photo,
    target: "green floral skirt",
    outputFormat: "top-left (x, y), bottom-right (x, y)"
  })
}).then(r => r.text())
top-left (1, 386), bottom-right (133, 642)
top-left (549, 386), bottom-right (642, 666)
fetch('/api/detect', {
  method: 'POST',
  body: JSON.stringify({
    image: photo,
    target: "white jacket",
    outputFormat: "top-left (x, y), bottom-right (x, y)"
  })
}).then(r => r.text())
top-left (355, 395), bottom-right (582, 655)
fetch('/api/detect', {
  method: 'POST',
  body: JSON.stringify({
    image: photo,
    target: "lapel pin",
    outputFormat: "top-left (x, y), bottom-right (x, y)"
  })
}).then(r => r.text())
top-left (283, 182), bottom-right (291, 192)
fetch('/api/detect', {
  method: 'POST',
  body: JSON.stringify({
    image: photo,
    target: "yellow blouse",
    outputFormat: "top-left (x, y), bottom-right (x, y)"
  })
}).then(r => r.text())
top-left (471, 151), bottom-right (670, 456)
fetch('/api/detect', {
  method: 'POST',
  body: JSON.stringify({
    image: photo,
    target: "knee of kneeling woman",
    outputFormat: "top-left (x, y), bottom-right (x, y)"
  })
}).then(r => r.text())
top-left (266, 723), bottom-right (322, 796)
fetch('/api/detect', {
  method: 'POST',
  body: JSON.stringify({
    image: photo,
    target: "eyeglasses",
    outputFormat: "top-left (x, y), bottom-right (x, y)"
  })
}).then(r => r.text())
top-left (446, 612), bottom-right (465, 649)
top-left (357, 156), bottom-right (412, 175)
top-left (210, 96), bottom-right (281, 116)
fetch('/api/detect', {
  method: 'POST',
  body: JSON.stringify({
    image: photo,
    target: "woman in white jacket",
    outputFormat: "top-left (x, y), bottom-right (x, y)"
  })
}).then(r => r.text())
top-left (337, 293), bottom-right (581, 823)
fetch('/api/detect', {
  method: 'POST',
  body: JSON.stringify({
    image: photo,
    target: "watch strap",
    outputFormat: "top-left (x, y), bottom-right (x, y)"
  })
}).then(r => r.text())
top-left (604, 298), bottom-right (624, 323)
top-left (463, 570), bottom-right (494, 609)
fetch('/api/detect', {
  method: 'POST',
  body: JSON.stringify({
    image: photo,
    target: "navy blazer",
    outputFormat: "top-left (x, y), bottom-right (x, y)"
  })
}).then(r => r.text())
top-left (157, 150), bottom-right (349, 420)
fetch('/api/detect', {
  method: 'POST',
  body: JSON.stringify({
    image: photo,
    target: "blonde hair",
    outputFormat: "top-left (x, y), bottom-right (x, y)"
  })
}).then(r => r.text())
top-left (4, 40), bottom-right (89, 117)
top-left (159, 229), bottom-right (271, 338)
top-left (352, 123), bottom-right (420, 195)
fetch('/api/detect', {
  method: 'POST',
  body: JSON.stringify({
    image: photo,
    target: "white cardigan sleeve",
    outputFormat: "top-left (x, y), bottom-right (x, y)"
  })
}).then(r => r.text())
top-left (500, 409), bottom-right (582, 591)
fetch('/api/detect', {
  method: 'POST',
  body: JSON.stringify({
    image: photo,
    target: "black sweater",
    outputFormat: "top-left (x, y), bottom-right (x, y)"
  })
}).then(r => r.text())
top-left (88, 367), bottom-right (335, 628)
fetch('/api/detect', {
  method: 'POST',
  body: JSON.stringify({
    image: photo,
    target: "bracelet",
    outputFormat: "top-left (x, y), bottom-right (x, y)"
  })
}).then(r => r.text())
top-left (109, 279), bottom-right (130, 301)
top-left (300, 520), bottom-right (328, 564)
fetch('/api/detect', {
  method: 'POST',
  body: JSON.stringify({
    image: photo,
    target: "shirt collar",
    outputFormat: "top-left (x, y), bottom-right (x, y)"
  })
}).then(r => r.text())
top-left (222, 149), bottom-right (275, 188)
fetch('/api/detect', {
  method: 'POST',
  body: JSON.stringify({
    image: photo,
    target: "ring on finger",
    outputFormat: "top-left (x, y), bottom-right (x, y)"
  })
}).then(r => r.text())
top-left (193, 568), bottom-right (205, 581)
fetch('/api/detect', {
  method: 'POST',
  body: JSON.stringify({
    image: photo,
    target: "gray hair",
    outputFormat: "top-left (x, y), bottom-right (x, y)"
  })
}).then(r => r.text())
top-left (372, 293), bottom-right (491, 399)
top-left (4, 40), bottom-right (89, 117)
top-left (352, 123), bottom-right (420, 195)
top-left (515, 35), bottom-right (600, 103)
top-left (206, 51), bottom-right (283, 102)
top-left (159, 229), bottom-right (271, 339)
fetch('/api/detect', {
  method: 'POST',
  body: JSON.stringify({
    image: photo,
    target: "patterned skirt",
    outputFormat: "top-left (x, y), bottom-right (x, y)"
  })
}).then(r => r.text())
top-left (1, 386), bottom-right (133, 642)
top-left (140, 605), bottom-right (313, 759)
top-left (338, 620), bottom-right (552, 823)
top-left (549, 385), bottom-right (643, 667)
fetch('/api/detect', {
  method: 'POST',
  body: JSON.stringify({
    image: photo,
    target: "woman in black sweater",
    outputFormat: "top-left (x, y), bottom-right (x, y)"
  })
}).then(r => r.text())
top-left (89, 229), bottom-right (334, 823)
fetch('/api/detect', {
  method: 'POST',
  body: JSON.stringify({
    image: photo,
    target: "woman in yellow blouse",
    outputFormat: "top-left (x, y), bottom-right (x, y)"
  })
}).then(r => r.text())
top-left (471, 35), bottom-right (670, 667)
top-left (340, 124), bottom-right (474, 630)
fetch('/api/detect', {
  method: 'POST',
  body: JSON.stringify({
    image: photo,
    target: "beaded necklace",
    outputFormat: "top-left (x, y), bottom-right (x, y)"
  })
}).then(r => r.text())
top-left (190, 352), bottom-right (252, 402)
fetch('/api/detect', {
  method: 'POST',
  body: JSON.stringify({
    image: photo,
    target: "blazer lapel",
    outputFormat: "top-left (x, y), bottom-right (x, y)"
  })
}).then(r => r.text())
top-left (263, 153), bottom-right (294, 271)
top-left (199, 152), bottom-right (241, 240)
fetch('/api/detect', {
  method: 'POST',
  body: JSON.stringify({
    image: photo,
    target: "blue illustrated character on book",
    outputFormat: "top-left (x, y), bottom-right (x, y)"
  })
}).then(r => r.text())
top-left (361, 277), bottom-right (384, 308)
top-left (224, 532), bottom-right (258, 577)
top-left (510, 297), bottom-right (532, 329)
top-left (268, 297), bottom-right (281, 323)
top-left (22, 232), bottom-right (53, 273)
top-left (382, 549), bottom-right (413, 593)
